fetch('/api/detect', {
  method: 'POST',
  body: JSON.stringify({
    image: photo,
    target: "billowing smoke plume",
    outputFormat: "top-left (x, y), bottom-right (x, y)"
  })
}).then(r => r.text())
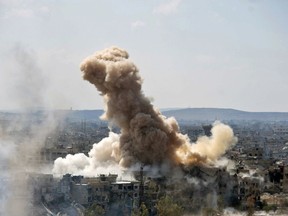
top-left (53, 132), bottom-right (122, 176)
top-left (53, 47), bottom-right (237, 176)
top-left (0, 45), bottom-right (60, 216)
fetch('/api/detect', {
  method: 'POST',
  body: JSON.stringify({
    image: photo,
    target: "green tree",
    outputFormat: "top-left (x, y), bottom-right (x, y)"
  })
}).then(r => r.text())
top-left (84, 203), bottom-right (105, 216)
top-left (156, 195), bottom-right (183, 216)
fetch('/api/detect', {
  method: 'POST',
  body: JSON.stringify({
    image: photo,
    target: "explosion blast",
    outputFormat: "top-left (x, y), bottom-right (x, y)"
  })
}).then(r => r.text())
top-left (53, 47), bottom-right (237, 176)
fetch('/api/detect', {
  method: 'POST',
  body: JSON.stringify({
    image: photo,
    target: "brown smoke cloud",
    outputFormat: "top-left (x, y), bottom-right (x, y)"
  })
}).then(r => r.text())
top-left (78, 47), bottom-right (237, 169)
top-left (53, 47), bottom-right (237, 177)
top-left (176, 121), bottom-right (237, 166)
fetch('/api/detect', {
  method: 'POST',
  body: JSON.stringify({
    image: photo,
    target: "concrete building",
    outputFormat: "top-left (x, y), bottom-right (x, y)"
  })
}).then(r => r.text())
top-left (282, 166), bottom-right (288, 193)
top-left (110, 181), bottom-right (140, 209)
top-left (82, 174), bottom-right (118, 208)
top-left (71, 182), bottom-right (92, 206)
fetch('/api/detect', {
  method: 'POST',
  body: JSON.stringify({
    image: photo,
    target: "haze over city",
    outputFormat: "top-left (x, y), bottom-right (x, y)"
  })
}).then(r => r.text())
top-left (0, 0), bottom-right (288, 112)
top-left (2, 1), bottom-right (288, 215)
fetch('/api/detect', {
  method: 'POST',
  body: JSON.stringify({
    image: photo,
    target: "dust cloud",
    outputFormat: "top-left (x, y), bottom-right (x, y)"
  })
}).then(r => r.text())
top-left (53, 47), bottom-right (237, 177)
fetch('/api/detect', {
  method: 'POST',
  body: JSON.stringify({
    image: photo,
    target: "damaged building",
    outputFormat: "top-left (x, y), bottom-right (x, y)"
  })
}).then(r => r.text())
top-left (37, 173), bottom-right (140, 215)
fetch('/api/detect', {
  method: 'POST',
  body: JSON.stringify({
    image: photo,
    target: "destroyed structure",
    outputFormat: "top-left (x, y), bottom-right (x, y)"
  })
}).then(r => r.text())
top-left (2, 46), bottom-right (288, 215)
top-left (27, 158), bottom-right (288, 215)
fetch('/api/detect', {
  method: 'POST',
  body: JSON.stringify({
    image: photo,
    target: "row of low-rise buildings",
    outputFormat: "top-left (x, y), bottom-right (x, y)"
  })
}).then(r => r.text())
top-left (30, 159), bottom-right (288, 215)
top-left (33, 173), bottom-right (140, 215)
top-left (24, 120), bottom-right (288, 215)
top-left (3, 112), bottom-right (288, 214)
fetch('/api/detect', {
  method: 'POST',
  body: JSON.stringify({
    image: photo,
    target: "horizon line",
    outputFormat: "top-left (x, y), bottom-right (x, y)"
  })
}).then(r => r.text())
top-left (1, 107), bottom-right (288, 113)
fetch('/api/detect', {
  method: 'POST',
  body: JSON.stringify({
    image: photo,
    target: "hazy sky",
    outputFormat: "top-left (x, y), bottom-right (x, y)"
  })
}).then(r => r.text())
top-left (0, 0), bottom-right (287, 112)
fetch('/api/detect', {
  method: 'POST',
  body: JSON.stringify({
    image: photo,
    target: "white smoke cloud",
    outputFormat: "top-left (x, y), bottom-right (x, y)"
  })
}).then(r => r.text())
top-left (53, 132), bottom-right (122, 177)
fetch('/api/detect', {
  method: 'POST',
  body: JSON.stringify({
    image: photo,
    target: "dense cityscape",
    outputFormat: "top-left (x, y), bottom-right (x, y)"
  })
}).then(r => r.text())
top-left (1, 109), bottom-right (288, 216)
top-left (1, 0), bottom-right (287, 215)
top-left (0, 43), bottom-right (287, 216)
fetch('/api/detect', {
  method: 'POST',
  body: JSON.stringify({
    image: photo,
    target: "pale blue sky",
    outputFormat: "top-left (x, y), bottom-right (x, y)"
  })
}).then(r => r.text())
top-left (0, 0), bottom-right (287, 112)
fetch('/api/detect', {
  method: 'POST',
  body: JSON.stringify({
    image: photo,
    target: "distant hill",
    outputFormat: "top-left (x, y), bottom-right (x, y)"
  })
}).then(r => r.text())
top-left (0, 109), bottom-right (105, 123)
top-left (1, 108), bottom-right (288, 122)
top-left (161, 108), bottom-right (288, 122)
top-left (65, 108), bottom-right (288, 122)
top-left (64, 109), bottom-right (104, 122)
